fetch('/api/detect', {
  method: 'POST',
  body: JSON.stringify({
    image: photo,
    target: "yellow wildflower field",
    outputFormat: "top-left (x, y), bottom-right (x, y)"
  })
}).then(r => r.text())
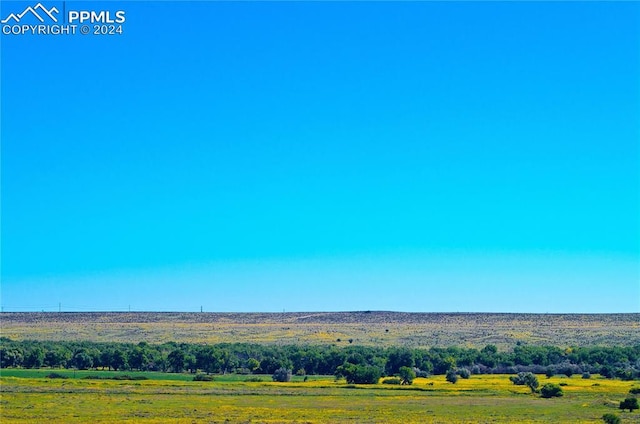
top-left (1, 374), bottom-right (638, 423)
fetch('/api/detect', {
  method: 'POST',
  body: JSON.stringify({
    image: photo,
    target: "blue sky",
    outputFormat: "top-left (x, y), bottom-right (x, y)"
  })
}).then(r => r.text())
top-left (1, 1), bottom-right (638, 312)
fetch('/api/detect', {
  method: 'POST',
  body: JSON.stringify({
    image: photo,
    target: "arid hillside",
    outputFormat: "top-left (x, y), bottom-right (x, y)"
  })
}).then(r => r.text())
top-left (1, 312), bottom-right (637, 348)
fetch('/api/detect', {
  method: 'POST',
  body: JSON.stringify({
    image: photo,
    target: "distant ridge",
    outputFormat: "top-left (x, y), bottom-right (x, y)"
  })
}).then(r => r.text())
top-left (2, 311), bottom-right (637, 348)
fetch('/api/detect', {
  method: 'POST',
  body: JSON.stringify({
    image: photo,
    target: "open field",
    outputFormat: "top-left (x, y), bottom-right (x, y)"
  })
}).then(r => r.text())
top-left (1, 372), bottom-right (639, 423)
top-left (1, 312), bottom-right (638, 348)
top-left (0, 369), bottom-right (326, 383)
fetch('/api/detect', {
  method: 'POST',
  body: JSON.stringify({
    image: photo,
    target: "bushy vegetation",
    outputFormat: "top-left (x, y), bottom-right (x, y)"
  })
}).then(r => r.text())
top-left (509, 372), bottom-right (539, 393)
top-left (83, 374), bottom-right (148, 381)
top-left (445, 369), bottom-right (458, 384)
top-left (457, 367), bottom-right (471, 379)
top-left (335, 363), bottom-right (381, 384)
top-left (45, 372), bottom-right (68, 379)
top-left (398, 366), bottom-right (415, 385)
top-left (193, 373), bottom-right (214, 381)
top-left (540, 383), bottom-right (563, 398)
top-left (272, 367), bottom-right (292, 382)
top-left (602, 413), bottom-right (621, 424)
top-left (619, 397), bottom-right (639, 412)
top-left (1, 338), bottom-right (639, 382)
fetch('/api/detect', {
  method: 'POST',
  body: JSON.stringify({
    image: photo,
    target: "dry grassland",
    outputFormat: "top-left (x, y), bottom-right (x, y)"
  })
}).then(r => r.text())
top-left (1, 312), bottom-right (637, 348)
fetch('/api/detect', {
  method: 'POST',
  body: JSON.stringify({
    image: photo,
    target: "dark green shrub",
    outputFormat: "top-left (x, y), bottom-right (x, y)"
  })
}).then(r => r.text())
top-left (457, 368), bottom-right (471, 379)
top-left (382, 377), bottom-right (402, 385)
top-left (446, 369), bottom-right (458, 384)
top-left (602, 413), bottom-right (621, 424)
top-left (582, 372), bottom-right (591, 379)
top-left (46, 372), bottom-right (68, 379)
top-left (112, 375), bottom-right (148, 380)
top-left (193, 374), bottom-right (214, 381)
top-left (244, 377), bottom-right (264, 382)
top-left (629, 387), bottom-right (640, 395)
top-left (540, 383), bottom-right (563, 398)
top-left (83, 374), bottom-right (147, 381)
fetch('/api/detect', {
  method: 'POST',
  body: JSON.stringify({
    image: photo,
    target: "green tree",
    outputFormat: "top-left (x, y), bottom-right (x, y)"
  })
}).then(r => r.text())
top-left (0, 347), bottom-right (23, 368)
top-left (218, 350), bottom-right (238, 374)
top-left (479, 345), bottom-right (498, 368)
top-left (100, 350), bottom-right (113, 370)
top-left (168, 349), bottom-right (186, 373)
top-left (398, 366), bottom-right (415, 385)
top-left (247, 358), bottom-right (260, 373)
top-left (620, 397), bottom-right (639, 412)
top-left (445, 369), bottom-right (458, 384)
top-left (385, 348), bottom-right (414, 375)
top-left (185, 354), bottom-right (197, 373)
top-left (44, 347), bottom-right (71, 368)
top-left (509, 372), bottom-right (539, 393)
top-left (23, 347), bottom-right (45, 369)
top-left (335, 363), bottom-right (381, 384)
top-left (196, 346), bottom-right (221, 374)
top-left (457, 367), bottom-right (471, 379)
top-left (111, 349), bottom-right (128, 371)
top-left (259, 357), bottom-right (282, 374)
top-left (481, 345), bottom-right (497, 355)
top-left (128, 346), bottom-right (150, 371)
top-left (71, 350), bottom-right (93, 370)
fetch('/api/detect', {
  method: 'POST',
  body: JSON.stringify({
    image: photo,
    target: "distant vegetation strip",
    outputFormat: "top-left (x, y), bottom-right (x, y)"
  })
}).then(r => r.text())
top-left (1, 338), bottom-right (639, 382)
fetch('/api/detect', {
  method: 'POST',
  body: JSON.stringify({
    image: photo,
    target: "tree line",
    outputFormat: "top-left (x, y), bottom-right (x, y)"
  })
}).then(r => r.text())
top-left (1, 338), bottom-right (638, 381)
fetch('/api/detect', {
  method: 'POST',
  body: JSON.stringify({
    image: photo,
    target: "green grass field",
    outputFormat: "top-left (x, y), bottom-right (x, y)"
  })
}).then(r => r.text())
top-left (0, 369), bottom-right (326, 383)
top-left (1, 371), bottom-right (638, 423)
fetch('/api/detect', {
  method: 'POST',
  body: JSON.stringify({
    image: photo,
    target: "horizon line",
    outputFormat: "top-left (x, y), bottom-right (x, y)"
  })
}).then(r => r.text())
top-left (1, 310), bottom-right (638, 315)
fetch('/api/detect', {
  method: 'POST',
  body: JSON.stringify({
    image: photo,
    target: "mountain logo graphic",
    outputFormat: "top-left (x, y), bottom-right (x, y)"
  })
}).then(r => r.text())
top-left (1, 3), bottom-right (59, 24)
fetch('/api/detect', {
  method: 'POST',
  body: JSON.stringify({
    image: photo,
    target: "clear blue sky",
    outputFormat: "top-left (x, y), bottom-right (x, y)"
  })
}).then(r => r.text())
top-left (1, 1), bottom-right (638, 312)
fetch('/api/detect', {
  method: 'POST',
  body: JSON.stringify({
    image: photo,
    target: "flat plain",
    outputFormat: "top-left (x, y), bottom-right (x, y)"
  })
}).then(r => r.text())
top-left (2, 312), bottom-right (639, 423)
top-left (1, 373), bottom-right (639, 423)
top-left (1, 311), bottom-right (638, 348)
